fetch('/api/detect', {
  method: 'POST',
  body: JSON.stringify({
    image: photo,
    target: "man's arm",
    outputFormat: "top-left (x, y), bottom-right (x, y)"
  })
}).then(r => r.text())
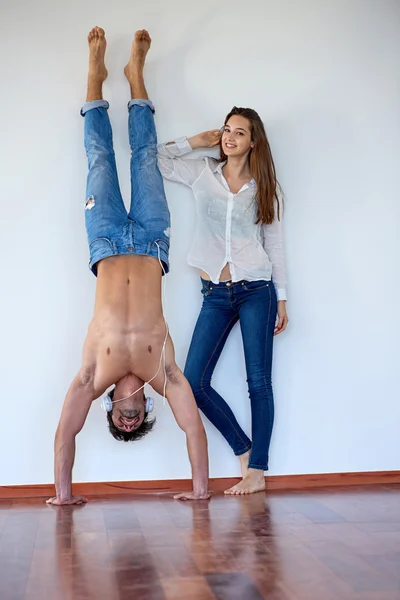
top-left (163, 366), bottom-right (210, 500)
top-left (46, 369), bottom-right (98, 505)
top-left (179, 418), bottom-right (210, 501)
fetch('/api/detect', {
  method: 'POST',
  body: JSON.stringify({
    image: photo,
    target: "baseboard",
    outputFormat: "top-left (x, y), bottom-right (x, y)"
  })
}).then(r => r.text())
top-left (1, 470), bottom-right (399, 500)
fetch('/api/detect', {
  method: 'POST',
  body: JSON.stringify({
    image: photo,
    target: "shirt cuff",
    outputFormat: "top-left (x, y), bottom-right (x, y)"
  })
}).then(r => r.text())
top-left (159, 137), bottom-right (193, 157)
top-left (175, 136), bottom-right (193, 153)
top-left (276, 288), bottom-right (287, 301)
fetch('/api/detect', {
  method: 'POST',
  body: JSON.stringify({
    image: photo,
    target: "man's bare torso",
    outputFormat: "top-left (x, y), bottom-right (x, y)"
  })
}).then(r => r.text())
top-left (83, 255), bottom-right (168, 393)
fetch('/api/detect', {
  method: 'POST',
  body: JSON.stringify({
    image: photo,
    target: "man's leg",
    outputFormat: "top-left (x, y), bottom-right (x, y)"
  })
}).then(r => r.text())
top-left (81, 27), bottom-right (127, 274)
top-left (125, 31), bottom-right (171, 266)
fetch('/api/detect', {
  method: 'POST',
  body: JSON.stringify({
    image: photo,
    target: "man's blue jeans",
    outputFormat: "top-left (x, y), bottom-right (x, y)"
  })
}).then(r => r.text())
top-left (81, 99), bottom-right (170, 276)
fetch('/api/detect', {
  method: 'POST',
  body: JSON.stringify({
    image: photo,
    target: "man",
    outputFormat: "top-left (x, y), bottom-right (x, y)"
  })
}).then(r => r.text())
top-left (46, 27), bottom-right (210, 505)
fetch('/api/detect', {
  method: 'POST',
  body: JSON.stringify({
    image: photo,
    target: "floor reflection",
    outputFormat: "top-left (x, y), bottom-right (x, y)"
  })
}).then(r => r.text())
top-left (51, 494), bottom-right (282, 599)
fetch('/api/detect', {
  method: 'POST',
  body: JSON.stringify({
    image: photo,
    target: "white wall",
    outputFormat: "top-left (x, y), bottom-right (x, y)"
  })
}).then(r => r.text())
top-left (1, 0), bottom-right (399, 486)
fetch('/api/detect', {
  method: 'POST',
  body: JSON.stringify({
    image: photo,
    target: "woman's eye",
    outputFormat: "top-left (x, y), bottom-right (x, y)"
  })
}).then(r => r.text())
top-left (237, 132), bottom-right (244, 136)
top-left (224, 128), bottom-right (230, 133)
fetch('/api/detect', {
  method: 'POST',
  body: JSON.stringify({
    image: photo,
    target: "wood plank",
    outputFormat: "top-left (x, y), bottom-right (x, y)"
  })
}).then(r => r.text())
top-left (0, 485), bottom-right (399, 600)
top-left (1, 471), bottom-right (399, 499)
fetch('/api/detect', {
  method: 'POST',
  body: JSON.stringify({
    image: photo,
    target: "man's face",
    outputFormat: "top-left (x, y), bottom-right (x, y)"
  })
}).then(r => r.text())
top-left (111, 379), bottom-right (147, 433)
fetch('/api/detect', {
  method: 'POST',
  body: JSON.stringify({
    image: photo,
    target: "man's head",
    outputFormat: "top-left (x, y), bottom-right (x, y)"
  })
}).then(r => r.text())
top-left (106, 374), bottom-right (156, 442)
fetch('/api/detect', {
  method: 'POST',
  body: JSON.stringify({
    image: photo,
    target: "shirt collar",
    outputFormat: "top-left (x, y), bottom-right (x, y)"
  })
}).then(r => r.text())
top-left (213, 161), bottom-right (226, 174)
top-left (214, 161), bottom-right (256, 187)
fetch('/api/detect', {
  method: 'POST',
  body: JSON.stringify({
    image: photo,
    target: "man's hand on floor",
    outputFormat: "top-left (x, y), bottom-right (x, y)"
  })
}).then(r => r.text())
top-left (46, 495), bottom-right (88, 506)
top-left (173, 491), bottom-right (211, 501)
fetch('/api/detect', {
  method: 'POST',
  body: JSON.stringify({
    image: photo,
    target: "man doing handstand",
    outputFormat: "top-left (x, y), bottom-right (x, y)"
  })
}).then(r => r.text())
top-left (46, 27), bottom-right (209, 505)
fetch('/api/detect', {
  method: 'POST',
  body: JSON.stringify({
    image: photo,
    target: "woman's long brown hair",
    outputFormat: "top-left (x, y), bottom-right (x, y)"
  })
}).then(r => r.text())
top-left (220, 106), bottom-right (281, 224)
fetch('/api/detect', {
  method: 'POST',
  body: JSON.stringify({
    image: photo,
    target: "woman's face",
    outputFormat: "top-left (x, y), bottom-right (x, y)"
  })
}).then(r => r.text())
top-left (221, 115), bottom-right (253, 158)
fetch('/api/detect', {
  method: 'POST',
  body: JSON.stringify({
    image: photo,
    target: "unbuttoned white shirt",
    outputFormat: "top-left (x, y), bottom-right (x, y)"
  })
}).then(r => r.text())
top-left (157, 137), bottom-right (287, 301)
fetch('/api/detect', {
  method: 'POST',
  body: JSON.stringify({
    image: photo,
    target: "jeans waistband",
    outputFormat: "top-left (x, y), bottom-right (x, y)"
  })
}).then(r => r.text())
top-left (201, 278), bottom-right (242, 289)
top-left (200, 278), bottom-right (272, 289)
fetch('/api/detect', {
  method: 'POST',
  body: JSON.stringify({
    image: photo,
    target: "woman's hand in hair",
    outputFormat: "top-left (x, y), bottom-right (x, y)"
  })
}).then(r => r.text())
top-left (274, 301), bottom-right (288, 336)
top-left (188, 130), bottom-right (222, 149)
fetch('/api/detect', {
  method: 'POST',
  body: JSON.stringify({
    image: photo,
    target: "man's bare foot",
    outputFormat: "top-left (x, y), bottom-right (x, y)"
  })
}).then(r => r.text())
top-left (88, 26), bottom-right (108, 84)
top-left (124, 29), bottom-right (151, 83)
top-left (224, 468), bottom-right (266, 495)
top-left (238, 450), bottom-right (250, 479)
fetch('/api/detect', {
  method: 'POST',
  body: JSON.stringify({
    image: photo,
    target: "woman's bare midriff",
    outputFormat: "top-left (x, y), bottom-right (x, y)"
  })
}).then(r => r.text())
top-left (200, 263), bottom-right (232, 282)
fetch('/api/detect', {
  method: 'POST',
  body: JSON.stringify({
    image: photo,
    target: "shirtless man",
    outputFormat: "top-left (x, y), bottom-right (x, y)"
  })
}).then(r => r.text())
top-left (46, 27), bottom-right (209, 505)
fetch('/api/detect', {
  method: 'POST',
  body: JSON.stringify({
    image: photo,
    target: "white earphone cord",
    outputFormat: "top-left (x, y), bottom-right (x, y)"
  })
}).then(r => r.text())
top-left (109, 241), bottom-right (168, 406)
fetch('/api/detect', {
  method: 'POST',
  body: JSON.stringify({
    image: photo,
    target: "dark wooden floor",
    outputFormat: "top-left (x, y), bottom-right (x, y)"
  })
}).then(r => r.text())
top-left (0, 484), bottom-right (399, 600)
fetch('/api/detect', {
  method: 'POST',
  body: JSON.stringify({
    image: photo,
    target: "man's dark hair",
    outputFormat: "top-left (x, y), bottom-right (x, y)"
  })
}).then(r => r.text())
top-left (106, 388), bottom-right (156, 442)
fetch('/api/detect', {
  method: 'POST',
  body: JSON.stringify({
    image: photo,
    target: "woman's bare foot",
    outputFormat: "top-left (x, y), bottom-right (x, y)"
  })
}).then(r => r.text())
top-left (87, 26), bottom-right (107, 101)
top-left (124, 29), bottom-right (151, 97)
top-left (224, 468), bottom-right (266, 495)
top-left (238, 450), bottom-right (250, 479)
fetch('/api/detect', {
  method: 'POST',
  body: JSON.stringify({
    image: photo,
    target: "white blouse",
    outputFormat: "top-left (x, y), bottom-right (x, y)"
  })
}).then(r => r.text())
top-left (157, 137), bottom-right (287, 301)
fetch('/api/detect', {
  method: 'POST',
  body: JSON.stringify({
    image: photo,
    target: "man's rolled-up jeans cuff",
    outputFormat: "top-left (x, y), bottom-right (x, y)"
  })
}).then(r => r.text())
top-left (80, 100), bottom-right (110, 116)
top-left (127, 99), bottom-right (155, 113)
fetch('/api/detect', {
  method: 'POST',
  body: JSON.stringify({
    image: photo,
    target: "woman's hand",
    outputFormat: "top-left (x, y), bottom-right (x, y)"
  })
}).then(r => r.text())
top-left (274, 301), bottom-right (288, 335)
top-left (188, 130), bottom-right (222, 150)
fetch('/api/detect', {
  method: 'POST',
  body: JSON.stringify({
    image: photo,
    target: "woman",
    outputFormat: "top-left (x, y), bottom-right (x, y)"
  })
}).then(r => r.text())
top-left (157, 107), bottom-right (288, 494)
